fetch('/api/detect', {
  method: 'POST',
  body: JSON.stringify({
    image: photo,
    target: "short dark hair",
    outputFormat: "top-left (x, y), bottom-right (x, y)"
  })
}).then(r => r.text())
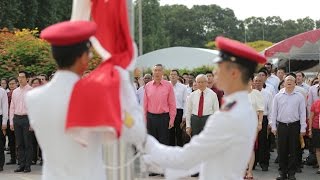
top-left (52, 41), bottom-right (90, 68)
top-left (182, 73), bottom-right (189, 76)
top-left (265, 62), bottom-right (272, 67)
top-left (18, 71), bottom-right (30, 78)
top-left (1, 78), bottom-right (7, 83)
top-left (296, 71), bottom-right (305, 78)
top-left (258, 67), bottom-right (269, 75)
top-left (8, 77), bottom-right (18, 83)
top-left (205, 71), bottom-right (213, 75)
top-left (31, 78), bottom-right (41, 85)
top-left (277, 68), bottom-right (286, 73)
top-left (39, 74), bottom-right (48, 80)
top-left (171, 69), bottom-right (180, 76)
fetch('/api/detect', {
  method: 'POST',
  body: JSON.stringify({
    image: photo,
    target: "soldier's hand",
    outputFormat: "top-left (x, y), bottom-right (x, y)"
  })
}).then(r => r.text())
top-left (2, 124), bottom-right (7, 130)
top-left (308, 131), bottom-right (312, 138)
top-left (300, 132), bottom-right (306, 136)
top-left (168, 122), bottom-right (174, 129)
top-left (10, 125), bottom-right (14, 131)
top-left (186, 127), bottom-right (192, 137)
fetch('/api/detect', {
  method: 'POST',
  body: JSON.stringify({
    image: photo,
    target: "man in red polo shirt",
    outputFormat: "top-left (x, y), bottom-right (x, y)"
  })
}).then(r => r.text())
top-left (144, 64), bottom-right (176, 146)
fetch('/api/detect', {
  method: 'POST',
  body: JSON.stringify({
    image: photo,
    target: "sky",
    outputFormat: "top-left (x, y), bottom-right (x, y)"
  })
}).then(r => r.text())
top-left (159, 0), bottom-right (320, 20)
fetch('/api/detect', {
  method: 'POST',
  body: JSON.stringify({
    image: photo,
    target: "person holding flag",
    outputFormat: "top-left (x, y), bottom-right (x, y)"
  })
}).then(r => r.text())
top-left (26, 0), bottom-right (147, 179)
top-left (142, 36), bottom-right (267, 179)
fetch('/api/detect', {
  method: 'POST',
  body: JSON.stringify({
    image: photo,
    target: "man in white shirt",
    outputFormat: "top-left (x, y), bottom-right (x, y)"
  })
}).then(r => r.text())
top-left (277, 68), bottom-right (286, 81)
top-left (169, 70), bottom-right (189, 146)
top-left (0, 87), bottom-right (8, 171)
top-left (142, 36), bottom-right (266, 179)
top-left (185, 74), bottom-right (219, 137)
top-left (258, 68), bottom-right (276, 97)
top-left (253, 75), bottom-right (273, 171)
top-left (136, 74), bottom-right (152, 105)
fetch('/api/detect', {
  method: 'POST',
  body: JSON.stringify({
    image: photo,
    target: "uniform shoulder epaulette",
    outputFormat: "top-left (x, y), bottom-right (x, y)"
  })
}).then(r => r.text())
top-left (221, 101), bottom-right (237, 111)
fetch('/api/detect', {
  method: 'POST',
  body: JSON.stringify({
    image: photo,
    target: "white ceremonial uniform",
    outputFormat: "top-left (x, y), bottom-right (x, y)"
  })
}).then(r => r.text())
top-left (143, 91), bottom-right (258, 180)
top-left (25, 71), bottom-right (106, 180)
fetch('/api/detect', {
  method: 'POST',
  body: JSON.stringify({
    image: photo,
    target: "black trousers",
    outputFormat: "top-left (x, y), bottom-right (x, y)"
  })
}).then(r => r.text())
top-left (277, 121), bottom-right (300, 176)
top-left (6, 120), bottom-right (16, 161)
top-left (0, 115), bottom-right (4, 168)
top-left (257, 116), bottom-right (270, 167)
top-left (31, 132), bottom-right (38, 162)
top-left (169, 109), bottom-right (183, 146)
top-left (191, 114), bottom-right (209, 136)
top-left (13, 115), bottom-right (32, 168)
top-left (147, 112), bottom-right (170, 145)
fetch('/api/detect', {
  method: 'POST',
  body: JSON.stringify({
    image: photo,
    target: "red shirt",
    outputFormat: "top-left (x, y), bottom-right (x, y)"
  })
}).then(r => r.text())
top-left (211, 86), bottom-right (224, 107)
top-left (311, 99), bottom-right (320, 129)
top-left (144, 80), bottom-right (176, 124)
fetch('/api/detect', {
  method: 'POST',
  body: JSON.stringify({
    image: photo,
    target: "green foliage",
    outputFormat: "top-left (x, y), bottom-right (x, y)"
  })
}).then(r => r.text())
top-left (246, 41), bottom-right (273, 52)
top-left (0, 28), bottom-right (103, 78)
top-left (0, 0), bottom-right (72, 30)
top-left (0, 28), bottom-right (56, 78)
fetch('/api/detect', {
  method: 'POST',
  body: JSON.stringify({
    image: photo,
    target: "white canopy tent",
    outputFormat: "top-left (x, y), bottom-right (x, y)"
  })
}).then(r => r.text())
top-left (136, 47), bottom-right (219, 69)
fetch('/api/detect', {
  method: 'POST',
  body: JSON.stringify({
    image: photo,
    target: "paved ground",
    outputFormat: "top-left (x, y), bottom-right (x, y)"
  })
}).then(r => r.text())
top-left (1, 150), bottom-right (319, 180)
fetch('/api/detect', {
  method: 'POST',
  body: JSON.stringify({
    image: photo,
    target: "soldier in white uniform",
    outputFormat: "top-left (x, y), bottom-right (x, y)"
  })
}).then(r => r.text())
top-left (25, 21), bottom-right (107, 180)
top-left (142, 36), bottom-right (267, 179)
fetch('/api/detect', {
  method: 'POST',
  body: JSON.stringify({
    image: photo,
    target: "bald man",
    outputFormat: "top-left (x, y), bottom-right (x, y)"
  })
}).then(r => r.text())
top-left (270, 75), bottom-right (306, 180)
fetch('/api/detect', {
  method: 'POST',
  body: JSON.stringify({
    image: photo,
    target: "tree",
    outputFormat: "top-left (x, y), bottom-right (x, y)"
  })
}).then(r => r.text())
top-left (316, 20), bottom-right (320, 29)
top-left (0, 0), bottom-right (23, 30)
top-left (264, 16), bottom-right (284, 42)
top-left (134, 0), bottom-right (167, 54)
top-left (282, 20), bottom-right (301, 39)
top-left (296, 17), bottom-right (315, 32)
top-left (244, 17), bottom-right (266, 42)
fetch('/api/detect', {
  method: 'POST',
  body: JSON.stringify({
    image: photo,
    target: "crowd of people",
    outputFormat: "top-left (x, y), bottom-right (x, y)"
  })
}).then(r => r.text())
top-left (135, 62), bottom-right (320, 180)
top-left (0, 62), bottom-right (319, 179)
top-left (0, 73), bottom-right (49, 172)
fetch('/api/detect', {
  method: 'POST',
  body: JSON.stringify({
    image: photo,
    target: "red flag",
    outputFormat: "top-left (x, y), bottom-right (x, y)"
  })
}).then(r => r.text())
top-left (66, 0), bottom-right (133, 145)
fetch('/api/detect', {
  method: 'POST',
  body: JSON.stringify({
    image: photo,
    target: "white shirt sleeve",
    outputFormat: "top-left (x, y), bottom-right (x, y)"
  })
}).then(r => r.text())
top-left (186, 95), bottom-right (192, 128)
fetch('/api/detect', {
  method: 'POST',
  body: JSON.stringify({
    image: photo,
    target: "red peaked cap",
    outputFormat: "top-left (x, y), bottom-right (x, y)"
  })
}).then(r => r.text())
top-left (215, 36), bottom-right (266, 64)
top-left (40, 21), bottom-right (97, 46)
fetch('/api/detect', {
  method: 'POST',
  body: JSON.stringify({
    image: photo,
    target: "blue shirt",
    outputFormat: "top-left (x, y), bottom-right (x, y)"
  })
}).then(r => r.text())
top-left (270, 90), bottom-right (306, 132)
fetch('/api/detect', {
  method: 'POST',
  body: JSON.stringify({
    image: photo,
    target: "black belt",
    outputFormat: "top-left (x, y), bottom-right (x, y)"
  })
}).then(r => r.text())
top-left (14, 114), bottom-right (28, 118)
top-left (277, 120), bottom-right (299, 126)
top-left (147, 112), bottom-right (169, 116)
top-left (191, 114), bottom-right (210, 118)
